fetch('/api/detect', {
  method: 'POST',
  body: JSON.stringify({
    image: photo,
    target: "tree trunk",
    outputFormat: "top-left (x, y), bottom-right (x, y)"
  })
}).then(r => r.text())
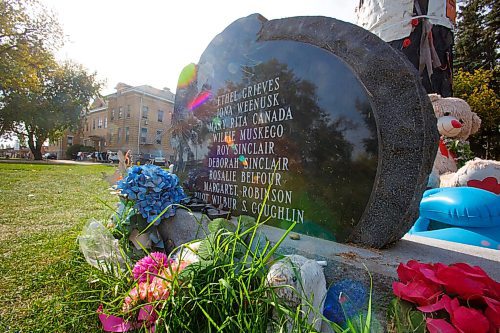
top-left (27, 130), bottom-right (43, 160)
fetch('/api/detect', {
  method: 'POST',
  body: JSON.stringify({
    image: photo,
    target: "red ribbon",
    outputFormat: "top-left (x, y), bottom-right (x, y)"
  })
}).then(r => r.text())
top-left (439, 138), bottom-right (456, 159)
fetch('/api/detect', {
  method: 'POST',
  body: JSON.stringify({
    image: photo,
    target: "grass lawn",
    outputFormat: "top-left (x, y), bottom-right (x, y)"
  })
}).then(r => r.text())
top-left (0, 162), bottom-right (118, 332)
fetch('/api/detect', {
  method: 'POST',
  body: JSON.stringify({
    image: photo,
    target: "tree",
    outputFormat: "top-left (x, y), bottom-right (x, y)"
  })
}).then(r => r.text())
top-left (0, 0), bottom-right (63, 135)
top-left (454, 0), bottom-right (499, 72)
top-left (2, 61), bottom-right (102, 160)
top-left (453, 0), bottom-right (498, 159)
top-left (454, 68), bottom-right (499, 159)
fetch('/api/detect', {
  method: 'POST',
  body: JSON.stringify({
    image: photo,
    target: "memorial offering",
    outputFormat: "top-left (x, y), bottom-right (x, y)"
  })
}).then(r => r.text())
top-left (171, 14), bottom-right (437, 248)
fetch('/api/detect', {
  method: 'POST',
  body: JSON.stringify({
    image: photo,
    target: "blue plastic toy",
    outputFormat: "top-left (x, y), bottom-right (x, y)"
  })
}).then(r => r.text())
top-left (409, 187), bottom-right (500, 250)
top-left (323, 279), bottom-right (367, 325)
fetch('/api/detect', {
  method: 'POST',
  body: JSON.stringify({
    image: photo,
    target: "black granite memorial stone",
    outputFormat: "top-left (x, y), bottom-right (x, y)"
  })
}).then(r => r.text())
top-left (171, 14), bottom-right (438, 248)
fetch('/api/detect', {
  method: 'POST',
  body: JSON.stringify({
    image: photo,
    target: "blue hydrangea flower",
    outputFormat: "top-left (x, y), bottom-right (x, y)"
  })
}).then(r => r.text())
top-left (117, 165), bottom-right (185, 225)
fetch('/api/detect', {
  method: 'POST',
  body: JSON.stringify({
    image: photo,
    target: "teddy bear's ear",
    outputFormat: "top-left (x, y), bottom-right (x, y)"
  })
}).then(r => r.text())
top-left (471, 112), bottom-right (482, 135)
top-left (428, 94), bottom-right (441, 103)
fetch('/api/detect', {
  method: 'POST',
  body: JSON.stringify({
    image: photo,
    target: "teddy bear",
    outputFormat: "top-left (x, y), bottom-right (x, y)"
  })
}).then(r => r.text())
top-left (428, 94), bottom-right (481, 178)
top-left (428, 94), bottom-right (500, 194)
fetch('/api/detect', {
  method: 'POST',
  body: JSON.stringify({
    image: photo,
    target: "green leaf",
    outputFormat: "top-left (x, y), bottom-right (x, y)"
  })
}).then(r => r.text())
top-left (208, 218), bottom-right (235, 234)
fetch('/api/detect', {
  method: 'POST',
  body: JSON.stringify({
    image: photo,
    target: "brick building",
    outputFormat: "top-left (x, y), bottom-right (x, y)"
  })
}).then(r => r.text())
top-left (83, 83), bottom-right (175, 160)
top-left (47, 83), bottom-right (175, 160)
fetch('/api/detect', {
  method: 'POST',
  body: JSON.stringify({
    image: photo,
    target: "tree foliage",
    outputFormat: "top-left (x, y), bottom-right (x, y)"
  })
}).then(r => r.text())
top-left (1, 0), bottom-right (102, 160)
top-left (2, 61), bottom-right (102, 160)
top-left (0, 0), bottom-right (62, 94)
top-left (454, 68), bottom-right (499, 159)
top-left (454, 0), bottom-right (499, 160)
top-left (1, 0), bottom-right (64, 137)
top-left (454, 0), bottom-right (499, 72)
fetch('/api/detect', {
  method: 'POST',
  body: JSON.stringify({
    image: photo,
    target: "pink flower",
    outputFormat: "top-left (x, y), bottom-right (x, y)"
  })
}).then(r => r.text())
top-left (138, 282), bottom-right (148, 300)
top-left (132, 252), bottom-right (172, 283)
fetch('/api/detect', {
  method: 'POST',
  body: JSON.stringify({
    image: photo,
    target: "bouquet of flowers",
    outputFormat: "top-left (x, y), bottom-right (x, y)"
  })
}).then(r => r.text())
top-left (98, 252), bottom-right (189, 332)
top-left (117, 164), bottom-right (185, 224)
top-left (390, 260), bottom-right (500, 333)
top-left (111, 164), bottom-right (185, 252)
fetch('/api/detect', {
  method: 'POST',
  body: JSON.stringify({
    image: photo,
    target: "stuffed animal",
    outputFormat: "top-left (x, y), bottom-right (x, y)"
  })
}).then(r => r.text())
top-left (427, 94), bottom-right (500, 193)
top-left (440, 158), bottom-right (500, 194)
top-left (266, 255), bottom-right (326, 331)
top-left (428, 94), bottom-right (481, 180)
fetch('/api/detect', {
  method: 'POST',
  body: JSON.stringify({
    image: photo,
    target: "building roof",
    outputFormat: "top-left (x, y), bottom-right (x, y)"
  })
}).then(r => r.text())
top-left (87, 83), bottom-right (175, 113)
top-left (109, 82), bottom-right (175, 103)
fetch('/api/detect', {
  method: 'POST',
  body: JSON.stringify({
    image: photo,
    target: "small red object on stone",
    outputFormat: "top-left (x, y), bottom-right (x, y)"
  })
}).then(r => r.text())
top-left (402, 38), bottom-right (412, 48)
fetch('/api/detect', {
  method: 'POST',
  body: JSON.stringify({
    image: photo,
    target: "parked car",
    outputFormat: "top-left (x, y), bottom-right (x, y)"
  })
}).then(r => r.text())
top-left (107, 151), bottom-right (119, 163)
top-left (43, 152), bottom-right (57, 160)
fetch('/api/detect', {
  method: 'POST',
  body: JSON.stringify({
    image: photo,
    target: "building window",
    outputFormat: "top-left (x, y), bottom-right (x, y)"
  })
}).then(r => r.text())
top-left (126, 105), bottom-right (131, 118)
top-left (118, 106), bottom-right (123, 119)
top-left (67, 136), bottom-right (74, 146)
top-left (111, 109), bottom-right (115, 120)
top-left (157, 110), bottom-right (164, 122)
top-left (98, 117), bottom-right (103, 129)
top-left (140, 127), bottom-right (147, 144)
top-left (104, 117), bottom-right (108, 128)
top-left (92, 118), bottom-right (96, 130)
top-left (117, 128), bottom-right (121, 143)
top-left (156, 130), bottom-right (162, 144)
top-left (86, 122), bottom-right (89, 131)
top-left (125, 127), bottom-right (129, 143)
top-left (108, 133), bottom-right (112, 144)
top-left (142, 106), bottom-right (149, 119)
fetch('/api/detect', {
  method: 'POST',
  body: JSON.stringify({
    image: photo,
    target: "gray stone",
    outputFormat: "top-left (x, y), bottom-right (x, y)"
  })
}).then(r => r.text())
top-left (158, 209), bottom-right (210, 249)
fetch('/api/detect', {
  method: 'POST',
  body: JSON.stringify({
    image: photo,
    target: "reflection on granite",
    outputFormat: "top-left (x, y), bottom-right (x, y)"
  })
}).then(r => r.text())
top-left (171, 14), bottom-right (437, 248)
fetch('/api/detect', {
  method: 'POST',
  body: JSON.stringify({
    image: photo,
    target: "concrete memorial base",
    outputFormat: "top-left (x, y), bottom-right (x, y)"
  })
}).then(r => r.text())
top-left (161, 210), bottom-right (499, 331)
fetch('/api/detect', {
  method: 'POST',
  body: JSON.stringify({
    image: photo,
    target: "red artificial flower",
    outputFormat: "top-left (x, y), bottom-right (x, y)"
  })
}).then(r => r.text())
top-left (418, 294), bottom-right (452, 313)
top-left (451, 263), bottom-right (500, 300)
top-left (396, 260), bottom-right (443, 285)
top-left (392, 279), bottom-right (442, 306)
top-left (483, 296), bottom-right (500, 329)
top-left (423, 295), bottom-right (490, 333)
top-left (426, 318), bottom-right (458, 333)
top-left (394, 261), bottom-right (500, 332)
top-left (451, 306), bottom-right (490, 333)
top-left (402, 38), bottom-right (412, 48)
top-left (436, 263), bottom-right (500, 301)
top-left (411, 18), bottom-right (419, 27)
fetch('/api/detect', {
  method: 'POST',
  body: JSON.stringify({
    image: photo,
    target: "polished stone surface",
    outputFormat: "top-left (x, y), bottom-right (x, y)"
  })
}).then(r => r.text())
top-left (171, 14), bottom-right (438, 247)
